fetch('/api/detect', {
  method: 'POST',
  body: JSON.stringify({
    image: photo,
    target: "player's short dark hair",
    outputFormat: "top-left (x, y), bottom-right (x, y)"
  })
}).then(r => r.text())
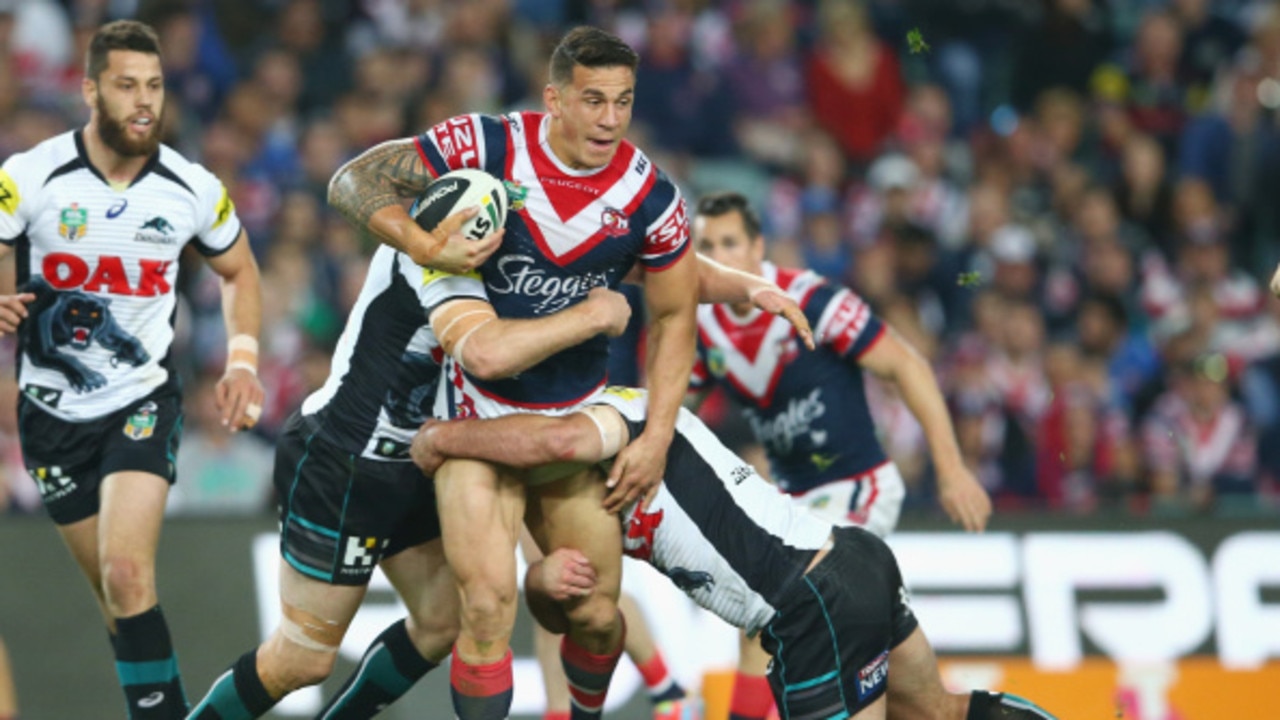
top-left (549, 26), bottom-right (639, 86)
top-left (86, 20), bottom-right (162, 81)
top-left (696, 192), bottom-right (763, 239)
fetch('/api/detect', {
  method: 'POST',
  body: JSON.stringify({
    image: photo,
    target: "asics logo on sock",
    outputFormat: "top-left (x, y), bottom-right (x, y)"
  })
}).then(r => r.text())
top-left (137, 691), bottom-right (165, 708)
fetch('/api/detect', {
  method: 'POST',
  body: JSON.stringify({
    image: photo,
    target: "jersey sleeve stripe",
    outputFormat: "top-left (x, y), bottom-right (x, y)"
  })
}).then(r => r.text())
top-left (480, 115), bottom-right (507, 176)
top-left (191, 222), bottom-right (242, 257)
top-left (850, 322), bottom-right (886, 359)
top-left (413, 136), bottom-right (448, 178)
top-left (153, 163), bottom-right (196, 196)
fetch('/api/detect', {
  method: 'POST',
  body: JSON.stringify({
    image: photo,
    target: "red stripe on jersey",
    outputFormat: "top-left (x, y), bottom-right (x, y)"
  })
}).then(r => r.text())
top-left (711, 304), bottom-right (774, 362)
top-left (411, 137), bottom-right (438, 178)
top-left (524, 113), bottom-right (639, 222)
top-left (517, 165), bottom-right (657, 268)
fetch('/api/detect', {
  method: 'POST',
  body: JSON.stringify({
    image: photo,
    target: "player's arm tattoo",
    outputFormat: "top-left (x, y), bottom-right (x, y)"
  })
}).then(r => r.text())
top-left (327, 139), bottom-right (434, 230)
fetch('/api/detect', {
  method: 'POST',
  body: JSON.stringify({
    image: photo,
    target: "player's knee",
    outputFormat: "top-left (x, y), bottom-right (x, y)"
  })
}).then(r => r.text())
top-left (564, 594), bottom-right (619, 640)
top-left (458, 579), bottom-right (517, 630)
top-left (99, 555), bottom-right (154, 613)
top-left (262, 629), bottom-right (339, 692)
top-left (966, 691), bottom-right (1058, 720)
top-left (406, 608), bottom-right (460, 659)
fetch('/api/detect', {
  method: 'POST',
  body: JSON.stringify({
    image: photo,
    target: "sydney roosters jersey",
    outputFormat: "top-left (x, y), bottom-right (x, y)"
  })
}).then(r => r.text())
top-left (691, 262), bottom-right (888, 492)
top-left (0, 130), bottom-right (242, 421)
top-left (414, 111), bottom-right (689, 408)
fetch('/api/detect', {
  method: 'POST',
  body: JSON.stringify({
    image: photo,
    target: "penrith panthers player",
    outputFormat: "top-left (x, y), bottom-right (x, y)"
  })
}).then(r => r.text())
top-left (0, 20), bottom-right (263, 720)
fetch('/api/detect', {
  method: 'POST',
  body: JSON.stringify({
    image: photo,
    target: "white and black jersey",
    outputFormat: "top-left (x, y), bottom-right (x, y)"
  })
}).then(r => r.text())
top-left (300, 246), bottom-right (485, 461)
top-left (0, 130), bottom-right (242, 421)
top-left (593, 387), bottom-right (835, 636)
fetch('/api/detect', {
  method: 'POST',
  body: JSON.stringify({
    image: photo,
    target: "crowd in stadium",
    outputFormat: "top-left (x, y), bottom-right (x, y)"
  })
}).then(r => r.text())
top-left (0, 0), bottom-right (1278, 519)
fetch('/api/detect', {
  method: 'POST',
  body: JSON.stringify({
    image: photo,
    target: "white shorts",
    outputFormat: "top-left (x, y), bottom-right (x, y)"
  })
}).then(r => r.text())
top-left (787, 461), bottom-right (906, 538)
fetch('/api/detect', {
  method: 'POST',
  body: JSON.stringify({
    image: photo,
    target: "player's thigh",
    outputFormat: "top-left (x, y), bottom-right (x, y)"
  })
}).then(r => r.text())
top-left (529, 466), bottom-right (622, 600)
top-left (97, 470), bottom-right (170, 570)
top-left (885, 628), bottom-right (957, 720)
top-left (274, 559), bottom-right (367, 654)
top-left (433, 458), bottom-right (525, 584)
top-left (274, 414), bottom-right (427, 586)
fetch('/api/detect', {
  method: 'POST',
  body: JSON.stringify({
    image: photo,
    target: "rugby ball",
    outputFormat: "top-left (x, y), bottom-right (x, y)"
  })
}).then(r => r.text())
top-left (412, 168), bottom-right (508, 241)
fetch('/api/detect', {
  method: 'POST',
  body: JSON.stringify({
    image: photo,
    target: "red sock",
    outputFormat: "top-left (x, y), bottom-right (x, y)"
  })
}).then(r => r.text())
top-left (450, 647), bottom-right (513, 720)
top-left (561, 626), bottom-right (625, 719)
top-left (637, 651), bottom-right (672, 694)
top-left (729, 672), bottom-right (774, 720)
top-left (543, 713), bottom-right (571, 720)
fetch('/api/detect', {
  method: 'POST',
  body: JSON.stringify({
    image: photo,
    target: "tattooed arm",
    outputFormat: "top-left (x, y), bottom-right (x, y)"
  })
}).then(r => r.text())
top-left (327, 139), bottom-right (502, 273)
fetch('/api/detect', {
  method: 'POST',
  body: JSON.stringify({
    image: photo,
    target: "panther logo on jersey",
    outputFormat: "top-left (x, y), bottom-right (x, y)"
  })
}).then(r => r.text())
top-left (23, 278), bottom-right (149, 393)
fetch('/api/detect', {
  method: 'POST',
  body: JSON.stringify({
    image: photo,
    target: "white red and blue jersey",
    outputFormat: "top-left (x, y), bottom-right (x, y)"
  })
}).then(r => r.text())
top-left (594, 388), bottom-right (834, 636)
top-left (691, 262), bottom-right (888, 493)
top-left (414, 111), bottom-right (689, 410)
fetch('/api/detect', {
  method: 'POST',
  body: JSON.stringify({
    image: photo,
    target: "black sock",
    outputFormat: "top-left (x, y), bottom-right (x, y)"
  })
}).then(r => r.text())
top-left (316, 619), bottom-right (438, 719)
top-left (111, 605), bottom-right (188, 719)
top-left (968, 690), bottom-right (1059, 720)
top-left (187, 650), bottom-right (278, 720)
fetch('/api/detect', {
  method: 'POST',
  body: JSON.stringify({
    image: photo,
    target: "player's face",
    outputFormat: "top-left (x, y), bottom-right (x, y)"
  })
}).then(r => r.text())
top-left (694, 212), bottom-right (765, 275)
top-left (544, 65), bottom-right (635, 170)
top-left (85, 50), bottom-right (165, 158)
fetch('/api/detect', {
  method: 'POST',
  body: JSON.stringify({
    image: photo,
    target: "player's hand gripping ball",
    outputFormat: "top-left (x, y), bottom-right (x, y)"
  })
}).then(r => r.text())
top-left (411, 168), bottom-right (509, 241)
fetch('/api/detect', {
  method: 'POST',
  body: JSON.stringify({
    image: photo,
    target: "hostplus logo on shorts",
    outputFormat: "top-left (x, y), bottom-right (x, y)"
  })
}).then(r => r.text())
top-left (341, 536), bottom-right (389, 574)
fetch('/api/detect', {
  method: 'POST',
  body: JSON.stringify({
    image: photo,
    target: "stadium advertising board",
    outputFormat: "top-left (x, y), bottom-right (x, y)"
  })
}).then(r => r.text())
top-left (1, 516), bottom-right (1275, 719)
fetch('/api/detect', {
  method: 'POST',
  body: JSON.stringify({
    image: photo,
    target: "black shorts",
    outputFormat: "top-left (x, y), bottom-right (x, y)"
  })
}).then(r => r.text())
top-left (19, 384), bottom-right (183, 525)
top-left (274, 412), bottom-right (441, 586)
top-left (760, 526), bottom-right (918, 719)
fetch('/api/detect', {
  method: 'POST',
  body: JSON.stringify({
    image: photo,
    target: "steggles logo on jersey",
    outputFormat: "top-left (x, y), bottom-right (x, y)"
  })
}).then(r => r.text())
top-left (135, 216), bottom-right (177, 245)
top-left (746, 387), bottom-right (828, 454)
top-left (123, 401), bottom-right (159, 440)
top-left (487, 254), bottom-right (610, 313)
top-left (600, 207), bottom-right (629, 237)
top-left (58, 203), bottom-right (88, 241)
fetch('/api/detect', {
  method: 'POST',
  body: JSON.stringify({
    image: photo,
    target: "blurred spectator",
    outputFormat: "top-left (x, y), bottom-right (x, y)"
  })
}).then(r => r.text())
top-left (632, 4), bottom-right (736, 157)
top-left (805, 0), bottom-right (904, 165)
top-left (1114, 132), bottom-right (1174, 250)
top-left (727, 0), bottom-right (807, 169)
top-left (1142, 352), bottom-right (1257, 510)
top-left (153, 4), bottom-right (238, 124)
top-left (1011, 0), bottom-right (1111, 112)
top-left (0, 375), bottom-right (38, 515)
top-left (169, 378), bottom-right (275, 515)
top-left (1035, 342), bottom-right (1138, 510)
top-left (1172, 0), bottom-right (1245, 106)
top-left (1123, 9), bottom-right (1190, 152)
top-left (1075, 292), bottom-right (1161, 412)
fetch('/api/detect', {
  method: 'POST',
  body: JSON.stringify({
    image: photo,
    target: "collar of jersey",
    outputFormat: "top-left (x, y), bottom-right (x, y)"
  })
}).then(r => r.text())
top-left (536, 114), bottom-right (611, 178)
top-left (74, 128), bottom-right (161, 189)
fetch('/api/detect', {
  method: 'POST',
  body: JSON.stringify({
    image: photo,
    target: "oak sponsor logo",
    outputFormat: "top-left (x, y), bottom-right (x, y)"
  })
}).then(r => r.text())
top-left (43, 253), bottom-right (173, 296)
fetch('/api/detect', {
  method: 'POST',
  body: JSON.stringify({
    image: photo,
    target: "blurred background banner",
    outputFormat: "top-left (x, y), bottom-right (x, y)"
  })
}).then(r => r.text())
top-left (2, 515), bottom-right (1275, 719)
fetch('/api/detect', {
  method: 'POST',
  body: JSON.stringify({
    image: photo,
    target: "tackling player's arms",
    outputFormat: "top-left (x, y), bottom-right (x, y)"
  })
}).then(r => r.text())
top-left (327, 139), bottom-right (500, 272)
top-left (429, 287), bottom-right (632, 381)
top-left (411, 406), bottom-right (629, 477)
